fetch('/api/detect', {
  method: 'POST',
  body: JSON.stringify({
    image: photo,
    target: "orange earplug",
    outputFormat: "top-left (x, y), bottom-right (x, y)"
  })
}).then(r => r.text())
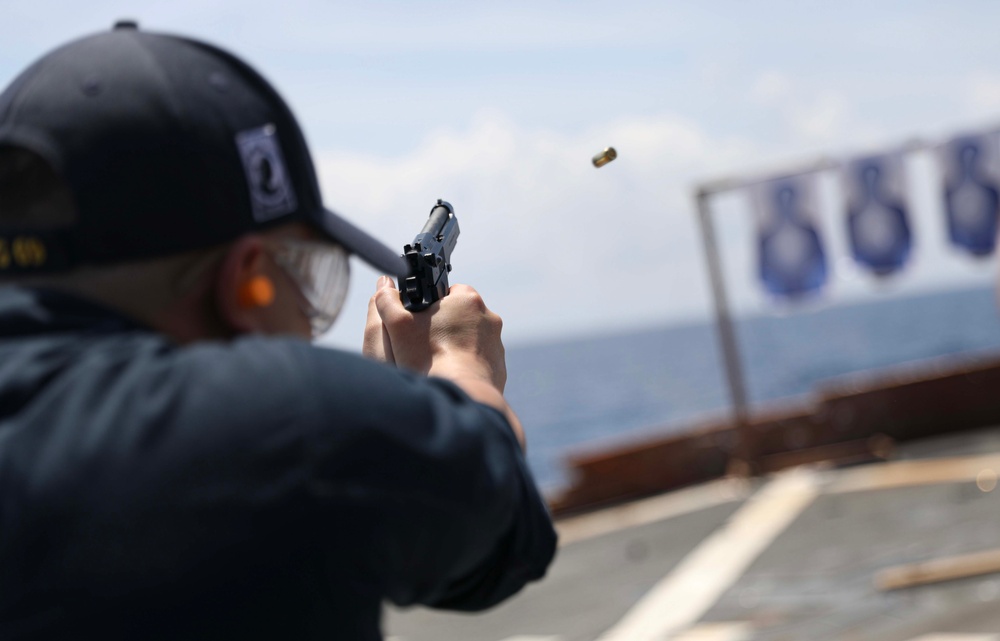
top-left (238, 275), bottom-right (275, 308)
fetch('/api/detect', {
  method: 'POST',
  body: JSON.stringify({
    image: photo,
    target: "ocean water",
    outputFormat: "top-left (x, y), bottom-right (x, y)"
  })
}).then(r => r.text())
top-left (505, 285), bottom-right (1000, 492)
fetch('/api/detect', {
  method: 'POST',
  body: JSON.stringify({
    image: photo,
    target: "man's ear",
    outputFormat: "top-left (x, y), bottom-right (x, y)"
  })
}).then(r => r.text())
top-left (215, 234), bottom-right (271, 335)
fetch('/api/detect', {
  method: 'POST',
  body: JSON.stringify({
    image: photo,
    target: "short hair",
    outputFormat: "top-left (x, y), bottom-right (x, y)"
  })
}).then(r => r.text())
top-left (0, 145), bottom-right (76, 228)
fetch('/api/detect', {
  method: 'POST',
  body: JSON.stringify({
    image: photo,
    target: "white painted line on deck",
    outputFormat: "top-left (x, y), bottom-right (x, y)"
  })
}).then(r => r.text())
top-left (827, 453), bottom-right (1000, 494)
top-left (667, 621), bottom-right (751, 641)
top-left (903, 634), bottom-right (1000, 641)
top-left (556, 477), bottom-right (752, 546)
top-left (597, 468), bottom-right (820, 641)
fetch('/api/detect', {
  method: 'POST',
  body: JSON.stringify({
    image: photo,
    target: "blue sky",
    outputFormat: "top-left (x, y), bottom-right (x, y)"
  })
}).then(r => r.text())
top-left (4, 1), bottom-right (1000, 348)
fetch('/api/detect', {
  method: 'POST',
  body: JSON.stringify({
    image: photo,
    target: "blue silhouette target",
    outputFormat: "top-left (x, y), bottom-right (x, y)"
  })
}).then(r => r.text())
top-left (756, 177), bottom-right (828, 299)
top-left (844, 156), bottom-right (912, 276)
top-left (943, 135), bottom-right (999, 256)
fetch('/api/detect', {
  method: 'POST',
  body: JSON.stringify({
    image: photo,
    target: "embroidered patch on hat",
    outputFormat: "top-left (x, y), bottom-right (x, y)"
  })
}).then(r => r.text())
top-left (236, 124), bottom-right (298, 222)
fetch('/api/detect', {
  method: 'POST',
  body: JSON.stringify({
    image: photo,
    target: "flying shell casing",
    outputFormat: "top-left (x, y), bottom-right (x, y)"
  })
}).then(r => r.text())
top-left (592, 147), bottom-right (617, 168)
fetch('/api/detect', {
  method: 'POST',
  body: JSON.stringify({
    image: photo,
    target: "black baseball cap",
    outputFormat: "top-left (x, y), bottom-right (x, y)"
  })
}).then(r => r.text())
top-left (0, 21), bottom-right (406, 276)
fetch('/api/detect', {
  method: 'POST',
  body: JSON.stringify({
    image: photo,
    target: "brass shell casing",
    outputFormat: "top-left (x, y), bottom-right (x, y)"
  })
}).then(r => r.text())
top-left (592, 147), bottom-right (617, 168)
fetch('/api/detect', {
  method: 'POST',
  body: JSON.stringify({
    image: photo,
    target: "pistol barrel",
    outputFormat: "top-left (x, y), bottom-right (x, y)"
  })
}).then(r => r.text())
top-left (420, 200), bottom-right (454, 237)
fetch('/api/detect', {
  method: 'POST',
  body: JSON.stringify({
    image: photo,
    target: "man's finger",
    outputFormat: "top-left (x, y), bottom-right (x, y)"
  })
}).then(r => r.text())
top-left (373, 274), bottom-right (408, 325)
top-left (363, 279), bottom-right (396, 363)
top-left (379, 325), bottom-right (394, 364)
top-left (362, 293), bottom-right (385, 359)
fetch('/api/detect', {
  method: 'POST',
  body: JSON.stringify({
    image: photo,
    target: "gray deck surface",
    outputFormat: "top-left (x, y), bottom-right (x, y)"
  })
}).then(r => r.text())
top-left (384, 427), bottom-right (1000, 641)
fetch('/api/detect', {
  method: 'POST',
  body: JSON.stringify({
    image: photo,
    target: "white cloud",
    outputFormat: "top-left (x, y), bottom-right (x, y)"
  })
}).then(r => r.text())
top-left (316, 104), bottom-right (997, 352)
top-left (317, 110), bottom-right (757, 349)
top-left (745, 70), bottom-right (887, 152)
top-left (750, 71), bottom-right (792, 105)
top-left (790, 92), bottom-right (851, 142)
top-left (964, 72), bottom-right (1000, 121)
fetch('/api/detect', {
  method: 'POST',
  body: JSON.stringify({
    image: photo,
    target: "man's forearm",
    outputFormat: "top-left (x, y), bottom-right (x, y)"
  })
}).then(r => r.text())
top-left (428, 358), bottom-right (525, 450)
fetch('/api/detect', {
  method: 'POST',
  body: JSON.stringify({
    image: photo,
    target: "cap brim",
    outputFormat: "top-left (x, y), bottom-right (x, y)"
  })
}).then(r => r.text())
top-left (316, 208), bottom-right (407, 277)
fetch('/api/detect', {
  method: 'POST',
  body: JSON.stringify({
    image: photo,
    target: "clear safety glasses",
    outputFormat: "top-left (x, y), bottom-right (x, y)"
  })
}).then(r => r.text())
top-left (269, 239), bottom-right (351, 337)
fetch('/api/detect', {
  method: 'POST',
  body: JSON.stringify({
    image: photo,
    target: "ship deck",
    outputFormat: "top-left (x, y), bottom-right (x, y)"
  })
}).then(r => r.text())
top-left (385, 425), bottom-right (1000, 641)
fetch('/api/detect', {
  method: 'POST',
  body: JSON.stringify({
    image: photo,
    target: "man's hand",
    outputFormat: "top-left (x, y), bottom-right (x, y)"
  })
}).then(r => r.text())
top-left (363, 276), bottom-right (397, 365)
top-left (363, 276), bottom-right (523, 449)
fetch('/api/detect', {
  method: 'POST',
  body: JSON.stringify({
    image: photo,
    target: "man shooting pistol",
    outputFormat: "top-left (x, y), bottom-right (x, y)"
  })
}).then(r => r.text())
top-left (0, 24), bottom-right (553, 640)
top-left (399, 199), bottom-right (460, 312)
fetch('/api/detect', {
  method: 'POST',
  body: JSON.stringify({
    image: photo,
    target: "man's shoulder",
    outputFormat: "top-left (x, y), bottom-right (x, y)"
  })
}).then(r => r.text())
top-left (151, 336), bottom-right (376, 427)
top-left (2, 330), bottom-right (407, 457)
top-left (174, 335), bottom-right (356, 386)
top-left (171, 335), bottom-right (405, 404)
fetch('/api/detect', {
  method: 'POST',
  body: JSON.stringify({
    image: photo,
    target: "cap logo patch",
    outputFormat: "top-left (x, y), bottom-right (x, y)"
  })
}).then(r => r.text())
top-left (236, 125), bottom-right (298, 222)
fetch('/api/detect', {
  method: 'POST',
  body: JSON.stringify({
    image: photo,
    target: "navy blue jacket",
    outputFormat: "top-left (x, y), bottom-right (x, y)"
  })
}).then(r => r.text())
top-left (0, 287), bottom-right (557, 640)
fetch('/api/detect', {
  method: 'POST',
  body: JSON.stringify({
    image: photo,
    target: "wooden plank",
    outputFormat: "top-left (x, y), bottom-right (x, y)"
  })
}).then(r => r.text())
top-left (876, 548), bottom-right (1000, 591)
top-left (668, 622), bottom-right (752, 641)
top-left (903, 635), bottom-right (1000, 641)
top-left (757, 435), bottom-right (893, 474)
top-left (829, 453), bottom-right (1000, 494)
